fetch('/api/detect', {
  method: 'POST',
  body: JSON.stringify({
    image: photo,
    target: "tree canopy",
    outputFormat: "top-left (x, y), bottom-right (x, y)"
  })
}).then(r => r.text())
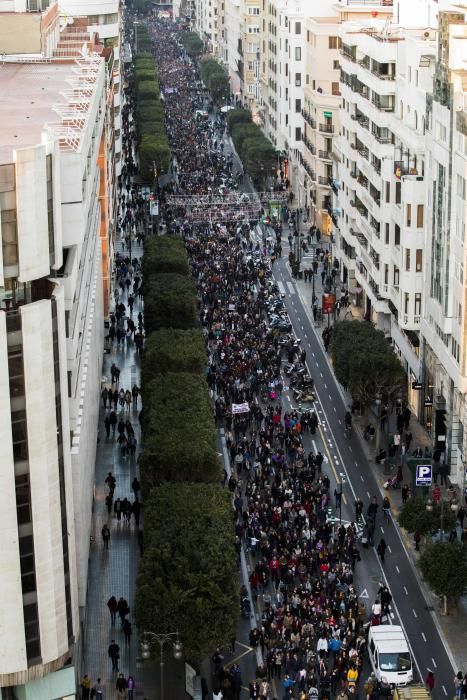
top-left (144, 273), bottom-right (197, 333)
top-left (143, 235), bottom-right (190, 278)
top-left (200, 58), bottom-right (230, 102)
top-left (140, 373), bottom-right (220, 487)
top-left (398, 496), bottom-right (457, 536)
top-left (142, 329), bottom-right (206, 383)
top-left (419, 541), bottom-right (467, 601)
top-left (181, 31), bottom-right (203, 58)
top-left (329, 320), bottom-right (406, 410)
top-left (135, 484), bottom-right (238, 664)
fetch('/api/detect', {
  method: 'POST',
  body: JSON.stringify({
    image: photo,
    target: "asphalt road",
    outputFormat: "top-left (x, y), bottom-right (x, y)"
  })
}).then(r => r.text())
top-left (270, 254), bottom-right (456, 698)
top-left (209, 121), bottom-right (456, 699)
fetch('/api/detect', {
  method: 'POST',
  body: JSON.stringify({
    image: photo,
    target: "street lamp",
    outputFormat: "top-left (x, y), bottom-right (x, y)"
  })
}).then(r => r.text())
top-left (375, 394), bottom-right (382, 453)
top-left (141, 631), bottom-right (183, 700)
top-left (426, 498), bottom-right (458, 542)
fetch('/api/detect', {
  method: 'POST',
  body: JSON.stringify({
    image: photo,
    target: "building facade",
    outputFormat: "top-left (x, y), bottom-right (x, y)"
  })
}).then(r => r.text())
top-left (421, 8), bottom-right (467, 485)
top-left (0, 5), bottom-right (113, 695)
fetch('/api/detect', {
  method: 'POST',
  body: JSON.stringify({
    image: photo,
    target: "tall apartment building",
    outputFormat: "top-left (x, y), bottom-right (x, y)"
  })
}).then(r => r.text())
top-left (195, 0), bottom-right (221, 53)
top-left (59, 0), bottom-right (123, 175)
top-left (0, 7), bottom-right (113, 697)
top-left (302, 4), bottom-right (342, 231)
top-left (218, 0), bottom-right (261, 108)
top-left (421, 8), bottom-right (467, 484)
top-left (335, 0), bottom-right (439, 411)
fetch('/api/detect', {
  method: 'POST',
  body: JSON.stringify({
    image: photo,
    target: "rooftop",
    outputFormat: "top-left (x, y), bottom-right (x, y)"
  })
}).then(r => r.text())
top-left (0, 56), bottom-right (102, 165)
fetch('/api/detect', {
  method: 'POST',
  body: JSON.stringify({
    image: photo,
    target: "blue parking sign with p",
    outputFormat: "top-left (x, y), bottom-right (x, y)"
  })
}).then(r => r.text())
top-left (416, 464), bottom-right (432, 486)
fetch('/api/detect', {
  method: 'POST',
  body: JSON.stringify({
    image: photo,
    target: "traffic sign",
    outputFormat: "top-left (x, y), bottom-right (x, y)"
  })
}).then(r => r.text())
top-left (416, 464), bottom-right (432, 486)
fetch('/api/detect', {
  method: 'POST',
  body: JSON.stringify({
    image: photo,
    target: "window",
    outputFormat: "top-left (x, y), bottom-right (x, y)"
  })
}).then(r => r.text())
top-left (417, 204), bottom-right (424, 227)
top-left (248, 6), bottom-right (260, 14)
top-left (406, 204), bottom-right (412, 227)
top-left (2, 209), bottom-right (18, 266)
top-left (295, 46), bottom-right (301, 61)
top-left (332, 82), bottom-right (340, 95)
top-left (414, 293), bottom-right (421, 316)
top-left (404, 292), bottom-right (409, 314)
top-left (295, 98), bottom-right (301, 113)
top-left (394, 224), bottom-right (400, 246)
top-left (385, 223), bottom-right (389, 245)
top-left (15, 473), bottom-right (31, 525)
top-left (393, 266), bottom-right (400, 286)
top-left (405, 248), bottom-right (411, 271)
top-left (23, 602), bottom-right (41, 662)
top-left (329, 36), bottom-right (339, 49)
top-left (416, 249), bottom-right (423, 272)
top-left (333, 60), bottom-right (340, 70)
top-left (385, 182), bottom-right (390, 203)
top-left (19, 535), bottom-right (37, 595)
top-left (295, 127), bottom-right (301, 142)
top-left (12, 409), bottom-right (28, 462)
top-left (384, 264), bottom-right (389, 285)
top-left (457, 174), bottom-right (466, 200)
top-left (395, 181), bottom-right (401, 205)
top-left (295, 72), bottom-right (301, 87)
top-left (248, 25), bottom-right (260, 33)
top-left (295, 21), bottom-right (301, 34)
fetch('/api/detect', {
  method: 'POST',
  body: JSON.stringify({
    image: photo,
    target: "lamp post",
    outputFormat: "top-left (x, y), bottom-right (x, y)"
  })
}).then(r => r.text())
top-left (375, 394), bottom-right (382, 453)
top-left (141, 631), bottom-right (183, 700)
top-left (426, 498), bottom-right (458, 543)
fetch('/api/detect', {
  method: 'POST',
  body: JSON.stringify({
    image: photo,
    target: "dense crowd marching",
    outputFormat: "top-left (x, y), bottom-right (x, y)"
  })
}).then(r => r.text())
top-left (146, 18), bottom-right (392, 700)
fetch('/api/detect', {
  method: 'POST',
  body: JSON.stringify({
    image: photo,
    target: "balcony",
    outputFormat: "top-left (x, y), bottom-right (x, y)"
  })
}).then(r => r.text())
top-left (370, 216), bottom-right (380, 237)
top-left (301, 109), bottom-right (316, 129)
top-left (371, 94), bottom-right (395, 112)
top-left (370, 248), bottom-right (380, 269)
top-left (338, 0), bottom-right (392, 5)
top-left (371, 61), bottom-right (395, 81)
top-left (318, 150), bottom-right (332, 160)
top-left (303, 161), bottom-right (316, 180)
top-left (319, 123), bottom-right (334, 134)
top-left (350, 227), bottom-right (368, 250)
top-left (341, 44), bottom-right (356, 62)
top-left (318, 175), bottom-right (332, 187)
top-left (356, 173), bottom-right (368, 190)
top-left (372, 126), bottom-right (394, 144)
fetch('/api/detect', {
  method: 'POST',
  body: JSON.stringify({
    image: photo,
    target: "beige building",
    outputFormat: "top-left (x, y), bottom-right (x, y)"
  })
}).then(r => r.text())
top-left (302, 11), bottom-right (341, 231)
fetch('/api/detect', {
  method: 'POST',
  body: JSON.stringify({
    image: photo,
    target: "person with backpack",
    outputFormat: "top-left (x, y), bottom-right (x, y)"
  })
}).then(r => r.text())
top-left (101, 524), bottom-right (110, 551)
top-left (91, 677), bottom-right (104, 699)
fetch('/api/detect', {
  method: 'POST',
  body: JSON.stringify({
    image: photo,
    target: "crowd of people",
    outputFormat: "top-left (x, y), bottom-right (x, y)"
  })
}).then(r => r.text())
top-left (146, 18), bottom-right (389, 700)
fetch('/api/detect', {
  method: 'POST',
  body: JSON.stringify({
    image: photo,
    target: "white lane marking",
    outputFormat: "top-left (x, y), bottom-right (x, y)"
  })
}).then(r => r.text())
top-left (320, 372), bottom-right (323, 378)
top-left (387, 545), bottom-right (392, 554)
top-left (277, 281), bottom-right (286, 295)
top-left (380, 526), bottom-right (385, 534)
top-left (354, 461), bottom-right (358, 467)
top-left (312, 440), bottom-right (318, 453)
top-left (329, 394), bottom-right (332, 400)
top-left (395, 566), bottom-right (400, 574)
top-left (312, 352), bottom-right (315, 357)
top-left (366, 491), bottom-right (371, 498)
top-left (421, 633), bottom-right (427, 642)
top-left (442, 686), bottom-right (447, 696)
top-left (403, 586), bottom-right (408, 595)
top-left (333, 407), bottom-right (337, 412)
top-left (349, 446), bottom-right (353, 452)
top-left (338, 419), bottom-right (342, 425)
top-left (287, 281), bottom-right (296, 294)
top-left (360, 475), bottom-right (364, 482)
top-left (324, 383), bottom-right (328, 389)
top-left (432, 659), bottom-right (437, 668)
top-left (412, 609), bottom-right (418, 619)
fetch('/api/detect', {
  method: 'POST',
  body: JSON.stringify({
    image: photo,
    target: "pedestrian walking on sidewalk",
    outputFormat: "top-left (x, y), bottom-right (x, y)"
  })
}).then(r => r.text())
top-left (118, 597), bottom-right (130, 625)
top-left (104, 415), bottom-right (111, 439)
top-left (127, 676), bottom-right (136, 700)
top-left (80, 674), bottom-right (91, 699)
top-left (101, 524), bottom-right (110, 551)
top-left (377, 538), bottom-right (387, 564)
top-left (105, 471), bottom-right (116, 495)
top-left (108, 639), bottom-right (120, 671)
top-left (131, 477), bottom-right (140, 501)
top-left (123, 618), bottom-right (132, 646)
top-left (107, 596), bottom-right (118, 624)
top-left (92, 678), bottom-right (104, 699)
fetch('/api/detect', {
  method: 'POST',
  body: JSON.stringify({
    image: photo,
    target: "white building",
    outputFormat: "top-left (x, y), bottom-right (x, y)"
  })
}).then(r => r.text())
top-left (421, 7), bottom-right (467, 484)
top-left (302, 3), bottom-right (342, 230)
top-left (335, 0), bottom-right (439, 410)
top-left (0, 44), bottom-right (110, 700)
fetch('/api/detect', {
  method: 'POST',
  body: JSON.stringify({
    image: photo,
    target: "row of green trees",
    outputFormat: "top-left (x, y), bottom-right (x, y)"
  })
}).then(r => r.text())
top-left (200, 57), bottom-right (230, 103)
top-left (181, 31), bottom-right (204, 58)
top-left (398, 496), bottom-right (467, 603)
top-left (134, 236), bottom-right (238, 664)
top-left (329, 320), bottom-right (407, 416)
top-left (227, 109), bottom-right (277, 187)
top-left (133, 28), bottom-right (171, 181)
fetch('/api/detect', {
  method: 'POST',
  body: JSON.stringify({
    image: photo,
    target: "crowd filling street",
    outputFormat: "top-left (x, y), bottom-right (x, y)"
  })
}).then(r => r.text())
top-left (146, 17), bottom-right (410, 700)
top-left (79, 12), bottom-right (467, 700)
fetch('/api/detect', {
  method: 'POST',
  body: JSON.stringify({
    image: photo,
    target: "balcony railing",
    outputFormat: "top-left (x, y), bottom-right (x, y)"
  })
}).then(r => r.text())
top-left (371, 66), bottom-right (395, 81)
top-left (371, 94), bottom-right (395, 112)
top-left (301, 109), bottom-right (316, 129)
top-left (341, 45), bottom-right (356, 62)
top-left (318, 150), bottom-right (332, 160)
top-left (303, 136), bottom-right (316, 155)
top-left (319, 123), bottom-right (334, 134)
top-left (338, 0), bottom-right (392, 5)
top-left (318, 175), bottom-right (331, 187)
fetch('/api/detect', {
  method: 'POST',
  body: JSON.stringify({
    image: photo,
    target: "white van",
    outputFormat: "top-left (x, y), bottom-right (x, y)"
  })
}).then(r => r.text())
top-left (368, 625), bottom-right (413, 686)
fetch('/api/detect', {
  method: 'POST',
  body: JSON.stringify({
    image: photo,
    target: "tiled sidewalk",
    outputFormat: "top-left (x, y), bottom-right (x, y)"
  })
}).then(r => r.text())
top-left (81, 239), bottom-right (144, 698)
